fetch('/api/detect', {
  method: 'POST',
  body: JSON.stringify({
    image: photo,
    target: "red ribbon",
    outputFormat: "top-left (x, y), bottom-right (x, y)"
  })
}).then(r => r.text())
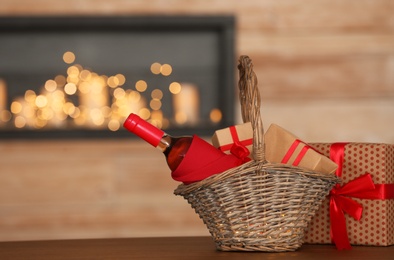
top-left (281, 139), bottom-right (311, 166)
top-left (219, 126), bottom-right (252, 162)
top-left (328, 143), bottom-right (394, 250)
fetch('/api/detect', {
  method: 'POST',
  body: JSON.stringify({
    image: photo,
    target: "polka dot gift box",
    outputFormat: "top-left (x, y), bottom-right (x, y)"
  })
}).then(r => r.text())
top-left (303, 143), bottom-right (394, 250)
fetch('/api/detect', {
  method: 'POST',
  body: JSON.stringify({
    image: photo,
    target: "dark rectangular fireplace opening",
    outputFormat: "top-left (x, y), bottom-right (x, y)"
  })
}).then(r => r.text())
top-left (0, 16), bottom-right (235, 139)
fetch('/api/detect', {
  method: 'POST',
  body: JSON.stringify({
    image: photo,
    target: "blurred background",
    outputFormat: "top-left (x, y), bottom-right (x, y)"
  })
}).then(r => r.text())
top-left (0, 0), bottom-right (393, 241)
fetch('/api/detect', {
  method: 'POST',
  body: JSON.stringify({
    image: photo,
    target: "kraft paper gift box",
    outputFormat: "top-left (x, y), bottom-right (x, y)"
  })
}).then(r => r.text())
top-left (304, 143), bottom-right (394, 250)
top-left (212, 123), bottom-right (337, 174)
top-left (264, 124), bottom-right (338, 174)
top-left (211, 122), bottom-right (254, 160)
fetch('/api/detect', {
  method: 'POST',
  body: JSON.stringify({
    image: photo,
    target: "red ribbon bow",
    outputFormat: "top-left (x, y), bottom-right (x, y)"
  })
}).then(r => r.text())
top-left (328, 143), bottom-right (394, 250)
top-left (230, 140), bottom-right (251, 161)
top-left (329, 173), bottom-right (375, 250)
top-left (221, 126), bottom-right (252, 162)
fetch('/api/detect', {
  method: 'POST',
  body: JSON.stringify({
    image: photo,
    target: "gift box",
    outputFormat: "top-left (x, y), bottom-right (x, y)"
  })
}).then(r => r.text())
top-left (211, 122), bottom-right (253, 160)
top-left (304, 143), bottom-right (394, 249)
top-left (264, 124), bottom-right (338, 174)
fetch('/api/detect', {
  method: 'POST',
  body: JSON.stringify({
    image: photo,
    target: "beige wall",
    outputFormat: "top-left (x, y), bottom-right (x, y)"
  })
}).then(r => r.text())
top-left (0, 0), bottom-right (393, 241)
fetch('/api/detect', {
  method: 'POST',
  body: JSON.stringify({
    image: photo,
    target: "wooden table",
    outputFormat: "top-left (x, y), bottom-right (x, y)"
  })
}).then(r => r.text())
top-left (0, 236), bottom-right (393, 260)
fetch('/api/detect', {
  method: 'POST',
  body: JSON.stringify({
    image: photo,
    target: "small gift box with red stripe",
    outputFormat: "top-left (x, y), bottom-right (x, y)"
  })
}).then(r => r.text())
top-left (211, 122), bottom-right (253, 161)
top-left (304, 143), bottom-right (394, 250)
top-left (264, 124), bottom-right (338, 174)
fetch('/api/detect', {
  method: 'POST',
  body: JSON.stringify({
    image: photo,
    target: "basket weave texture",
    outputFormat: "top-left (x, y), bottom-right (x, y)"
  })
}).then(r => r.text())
top-left (174, 55), bottom-right (339, 252)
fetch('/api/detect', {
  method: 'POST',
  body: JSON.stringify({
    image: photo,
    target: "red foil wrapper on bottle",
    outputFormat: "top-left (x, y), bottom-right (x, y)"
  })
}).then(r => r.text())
top-left (171, 135), bottom-right (244, 184)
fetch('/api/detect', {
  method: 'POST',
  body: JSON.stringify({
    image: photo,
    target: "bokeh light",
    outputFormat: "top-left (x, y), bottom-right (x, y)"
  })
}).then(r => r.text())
top-left (63, 51), bottom-right (76, 64)
top-left (2, 50), bottom-right (199, 131)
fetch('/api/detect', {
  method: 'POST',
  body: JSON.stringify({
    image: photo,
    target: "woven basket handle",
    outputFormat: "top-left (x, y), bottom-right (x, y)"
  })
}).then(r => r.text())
top-left (238, 55), bottom-right (265, 162)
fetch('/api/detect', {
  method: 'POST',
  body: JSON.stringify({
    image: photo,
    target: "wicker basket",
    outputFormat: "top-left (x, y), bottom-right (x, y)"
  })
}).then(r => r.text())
top-left (174, 55), bottom-right (339, 252)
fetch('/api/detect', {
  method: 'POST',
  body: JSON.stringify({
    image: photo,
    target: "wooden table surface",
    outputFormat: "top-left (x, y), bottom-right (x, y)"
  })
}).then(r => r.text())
top-left (0, 236), bottom-right (393, 260)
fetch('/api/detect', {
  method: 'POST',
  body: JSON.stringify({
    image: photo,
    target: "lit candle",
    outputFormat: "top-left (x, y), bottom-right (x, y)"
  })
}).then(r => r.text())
top-left (173, 82), bottom-right (199, 126)
top-left (126, 90), bottom-right (146, 117)
top-left (46, 90), bottom-right (67, 128)
top-left (0, 79), bottom-right (6, 125)
top-left (78, 75), bottom-right (109, 128)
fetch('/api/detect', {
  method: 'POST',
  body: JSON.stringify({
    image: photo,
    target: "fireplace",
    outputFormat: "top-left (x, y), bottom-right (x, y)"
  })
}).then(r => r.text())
top-left (0, 16), bottom-right (235, 138)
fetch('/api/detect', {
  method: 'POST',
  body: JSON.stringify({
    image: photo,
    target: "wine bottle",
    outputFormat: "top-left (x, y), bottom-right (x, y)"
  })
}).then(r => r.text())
top-left (123, 113), bottom-right (244, 184)
top-left (123, 113), bottom-right (193, 171)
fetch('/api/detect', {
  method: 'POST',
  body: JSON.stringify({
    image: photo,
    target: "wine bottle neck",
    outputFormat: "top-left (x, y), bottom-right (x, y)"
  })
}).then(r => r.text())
top-left (123, 113), bottom-right (165, 147)
top-left (157, 134), bottom-right (171, 153)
